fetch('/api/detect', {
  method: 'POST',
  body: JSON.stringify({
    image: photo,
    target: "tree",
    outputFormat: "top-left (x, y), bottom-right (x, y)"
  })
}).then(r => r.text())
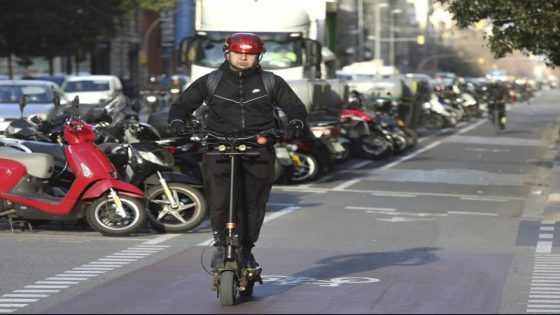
top-left (436, 0), bottom-right (560, 66)
top-left (0, 0), bottom-right (132, 76)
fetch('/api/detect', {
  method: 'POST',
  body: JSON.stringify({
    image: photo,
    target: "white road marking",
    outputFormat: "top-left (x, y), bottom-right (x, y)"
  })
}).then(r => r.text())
top-left (345, 206), bottom-right (396, 212)
top-left (332, 179), bottom-right (361, 191)
top-left (447, 211), bottom-right (498, 216)
top-left (198, 206), bottom-right (300, 246)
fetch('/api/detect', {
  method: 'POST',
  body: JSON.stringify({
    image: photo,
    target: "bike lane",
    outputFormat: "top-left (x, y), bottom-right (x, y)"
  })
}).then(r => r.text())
top-left (44, 245), bottom-right (511, 314)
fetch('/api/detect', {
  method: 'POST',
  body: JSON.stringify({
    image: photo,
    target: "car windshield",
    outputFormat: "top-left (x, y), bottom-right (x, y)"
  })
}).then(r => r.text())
top-left (194, 36), bottom-right (301, 70)
top-left (63, 80), bottom-right (110, 92)
top-left (0, 85), bottom-right (51, 103)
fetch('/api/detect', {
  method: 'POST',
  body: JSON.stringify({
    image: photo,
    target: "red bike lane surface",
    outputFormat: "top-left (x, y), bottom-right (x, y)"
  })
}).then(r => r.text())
top-left (44, 246), bottom-right (511, 314)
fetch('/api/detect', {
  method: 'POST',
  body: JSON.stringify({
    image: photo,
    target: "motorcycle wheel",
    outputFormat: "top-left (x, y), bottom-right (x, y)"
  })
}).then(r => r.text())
top-left (289, 152), bottom-right (319, 183)
top-left (391, 131), bottom-right (408, 155)
top-left (402, 128), bottom-right (418, 148)
top-left (422, 114), bottom-right (446, 130)
top-left (273, 159), bottom-right (284, 183)
top-left (337, 142), bottom-right (352, 162)
top-left (219, 271), bottom-right (237, 306)
top-left (360, 134), bottom-right (393, 160)
top-left (146, 183), bottom-right (207, 233)
top-left (87, 195), bottom-right (146, 237)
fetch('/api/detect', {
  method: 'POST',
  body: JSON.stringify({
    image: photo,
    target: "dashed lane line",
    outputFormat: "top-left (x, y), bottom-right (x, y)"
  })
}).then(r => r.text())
top-left (527, 221), bottom-right (560, 313)
top-left (0, 243), bottom-right (170, 313)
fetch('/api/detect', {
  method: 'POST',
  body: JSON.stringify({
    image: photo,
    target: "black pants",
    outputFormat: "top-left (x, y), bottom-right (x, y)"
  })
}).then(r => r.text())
top-left (202, 145), bottom-right (275, 247)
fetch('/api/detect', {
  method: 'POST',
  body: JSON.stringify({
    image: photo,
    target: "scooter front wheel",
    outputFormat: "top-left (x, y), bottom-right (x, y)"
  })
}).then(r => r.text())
top-left (87, 195), bottom-right (147, 237)
top-left (218, 271), bottom-right (237, 306)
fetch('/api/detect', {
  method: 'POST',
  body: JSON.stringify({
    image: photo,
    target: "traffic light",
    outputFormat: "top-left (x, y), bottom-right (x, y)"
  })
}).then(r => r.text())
top-left (417, 35), bottom-right (425, 45)
top-left (139, 50), bottom-right (147, 65)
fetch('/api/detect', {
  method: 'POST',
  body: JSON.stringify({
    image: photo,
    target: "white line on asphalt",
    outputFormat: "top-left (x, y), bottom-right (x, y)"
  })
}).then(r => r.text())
top-left (541, 227), bottom-right (555, 231)
top-left (457, 119), bottom-right (487, 134)
top-left (0, 304), bottom-right (26, 308)
top-left (104, 255), bottom-right (146, 260)
top-left (371, 192), bottom-right (417, 198)
top-left (332, 179), bottom-right (361, 191)
top-left (2, 295), bottom-right (48, 298)
top-left (34, 281), bottom-right (79, 285)
top-left (536, 241), bottom-right (554, 254)
top-left (380, 140), bottom-right (443, 171)
top-left (58, 273), bottom-right (97, 277)
top-left (263, 206), bottom-right (301, 223)
top-left (447, 211), bottom-right (498, 216)
top-left (197, 206), bottom-right (301, 246)
top-left (349, 160), bottom-right (372, 170)
top-left (24, 285), bottom-right (69, 289)
top-left (13, 289), bottom-right (60, 293)
top-left (45, 277), bottom-right (88, 281)
top-left (539, 234), bottom-right (554, 239)
top-left (142, 234), bottom-right (181, 245)
top-left (0, 299), bottom-right (38, 303)
top-left (527, 309), bottom-right (560, 313)
top-left (345, 206), bottom-right (397, 212)
top-left (459, 196), bottom-right (509, 202)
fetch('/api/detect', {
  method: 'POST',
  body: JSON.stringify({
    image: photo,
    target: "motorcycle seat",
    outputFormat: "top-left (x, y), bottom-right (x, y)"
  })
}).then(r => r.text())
top-left (21, 141), bottom-right (66, 163)
top-left (0, 150), bottom-right (55, 179)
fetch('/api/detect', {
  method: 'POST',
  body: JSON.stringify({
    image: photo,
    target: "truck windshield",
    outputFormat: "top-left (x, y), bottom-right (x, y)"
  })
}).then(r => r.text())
top-left (194, 38), bottom-right (302, 70)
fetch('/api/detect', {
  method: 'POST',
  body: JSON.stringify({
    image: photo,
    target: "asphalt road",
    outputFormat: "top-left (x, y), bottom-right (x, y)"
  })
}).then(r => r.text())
top-left (1, 89), bottom-right (560, 313)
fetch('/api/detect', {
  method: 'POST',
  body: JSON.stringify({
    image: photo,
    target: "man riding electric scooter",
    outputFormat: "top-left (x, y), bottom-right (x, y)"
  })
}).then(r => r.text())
top-left (167, 33), bottom-right (308, 295)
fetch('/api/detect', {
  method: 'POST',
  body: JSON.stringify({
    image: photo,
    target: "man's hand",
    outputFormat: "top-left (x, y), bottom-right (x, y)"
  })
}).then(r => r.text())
top-left (283, 120), bottom-right (305, 140)
top-left (169, 119), bottom-right (193, 136)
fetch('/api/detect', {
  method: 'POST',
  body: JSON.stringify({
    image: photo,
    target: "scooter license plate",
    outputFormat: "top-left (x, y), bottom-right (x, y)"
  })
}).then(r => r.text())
top-left (275, 147), bottom-right (291, 160)
top-left (331, 142), bottom-right (345, 153)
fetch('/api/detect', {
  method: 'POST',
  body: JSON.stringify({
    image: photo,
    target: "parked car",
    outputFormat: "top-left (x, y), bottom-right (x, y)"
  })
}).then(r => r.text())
top-left (62, 75), bottom-right (126, 106)
top-left (0, 80), bottom-right (67, 136)
top-left (29, 74), bottom-right (68, 87)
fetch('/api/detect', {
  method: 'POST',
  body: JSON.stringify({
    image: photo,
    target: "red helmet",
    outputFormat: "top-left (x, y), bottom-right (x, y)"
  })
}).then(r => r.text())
top-left (223, 33), bottom-right (266, 54)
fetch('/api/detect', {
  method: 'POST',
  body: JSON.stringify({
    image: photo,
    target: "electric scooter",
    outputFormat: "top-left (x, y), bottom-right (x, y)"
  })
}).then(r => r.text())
top-left (0, 96), bottom-right (147, 236)
top-left (197, 128), bottom-right (280, 305)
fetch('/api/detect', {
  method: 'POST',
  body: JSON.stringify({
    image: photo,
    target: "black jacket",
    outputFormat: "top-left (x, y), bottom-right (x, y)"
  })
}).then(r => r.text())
top-left (168, 62), bottom-right (308, 135)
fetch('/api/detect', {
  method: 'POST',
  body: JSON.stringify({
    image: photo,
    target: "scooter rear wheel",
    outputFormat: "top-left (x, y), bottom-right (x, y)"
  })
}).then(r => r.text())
top-left (218, 271), bottom-right (237, 306)
top-left (87, 195), bottom-right (146, 237)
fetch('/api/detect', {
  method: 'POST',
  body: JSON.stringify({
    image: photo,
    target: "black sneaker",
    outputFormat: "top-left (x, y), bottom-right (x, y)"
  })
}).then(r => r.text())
top-left (240, 247), bottom-right (259, 268)
top-left (211, 247), bottom-right (225, 270)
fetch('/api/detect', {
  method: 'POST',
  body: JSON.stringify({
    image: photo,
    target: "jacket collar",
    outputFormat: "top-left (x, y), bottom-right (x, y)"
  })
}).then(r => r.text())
top-left (219, 61), bottom-right (262, 79)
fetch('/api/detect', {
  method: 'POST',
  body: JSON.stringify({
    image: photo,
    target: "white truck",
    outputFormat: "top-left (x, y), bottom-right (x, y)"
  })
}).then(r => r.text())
top-left (178, 0), bottom-right (345, 116)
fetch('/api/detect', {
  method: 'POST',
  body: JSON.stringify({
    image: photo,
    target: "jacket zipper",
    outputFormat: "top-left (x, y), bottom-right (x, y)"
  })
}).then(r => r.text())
top-left (239, 71), bottom-right (245, 132)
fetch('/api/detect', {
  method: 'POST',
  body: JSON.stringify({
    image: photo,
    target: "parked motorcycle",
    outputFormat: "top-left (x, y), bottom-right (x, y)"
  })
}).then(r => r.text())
top-left (339, 92), bottom-right (394, 160)
top-left (309, 120), bottom-right (351, 162)
top-left (0, 96), bottom-right (146, 236)
top-left (4, 97), bottom-right (207, 234)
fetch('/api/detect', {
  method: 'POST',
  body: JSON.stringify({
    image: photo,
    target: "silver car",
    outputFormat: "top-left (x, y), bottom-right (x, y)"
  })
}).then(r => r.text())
top-left (0, 80), bottom-right (67, 136)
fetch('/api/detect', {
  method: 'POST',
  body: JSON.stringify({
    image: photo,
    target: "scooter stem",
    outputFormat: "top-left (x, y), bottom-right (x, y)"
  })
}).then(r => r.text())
top-left (226, 154), bottom-right (236, 260)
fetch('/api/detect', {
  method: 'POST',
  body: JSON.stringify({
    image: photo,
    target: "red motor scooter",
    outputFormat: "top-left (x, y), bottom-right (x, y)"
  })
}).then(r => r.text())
top-left (0, 96), bottom-right (146, 236)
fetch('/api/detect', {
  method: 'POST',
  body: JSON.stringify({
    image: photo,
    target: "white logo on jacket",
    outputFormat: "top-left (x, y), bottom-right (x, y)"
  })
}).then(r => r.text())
top-left (252, 89), bottom-right (261, 93)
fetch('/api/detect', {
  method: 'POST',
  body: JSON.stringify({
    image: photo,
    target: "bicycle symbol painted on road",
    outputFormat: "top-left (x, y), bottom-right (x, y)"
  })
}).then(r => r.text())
top-left (262, 275), bottom-right (380, 287)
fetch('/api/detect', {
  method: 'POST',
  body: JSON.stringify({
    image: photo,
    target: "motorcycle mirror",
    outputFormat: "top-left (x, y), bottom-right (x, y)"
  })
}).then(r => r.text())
top-left (72, 95), bottom-right (80, 108)
top-left (52, 93), bottom-right (61, 108)
top-left (19, 95), bottom-right (28, 118)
